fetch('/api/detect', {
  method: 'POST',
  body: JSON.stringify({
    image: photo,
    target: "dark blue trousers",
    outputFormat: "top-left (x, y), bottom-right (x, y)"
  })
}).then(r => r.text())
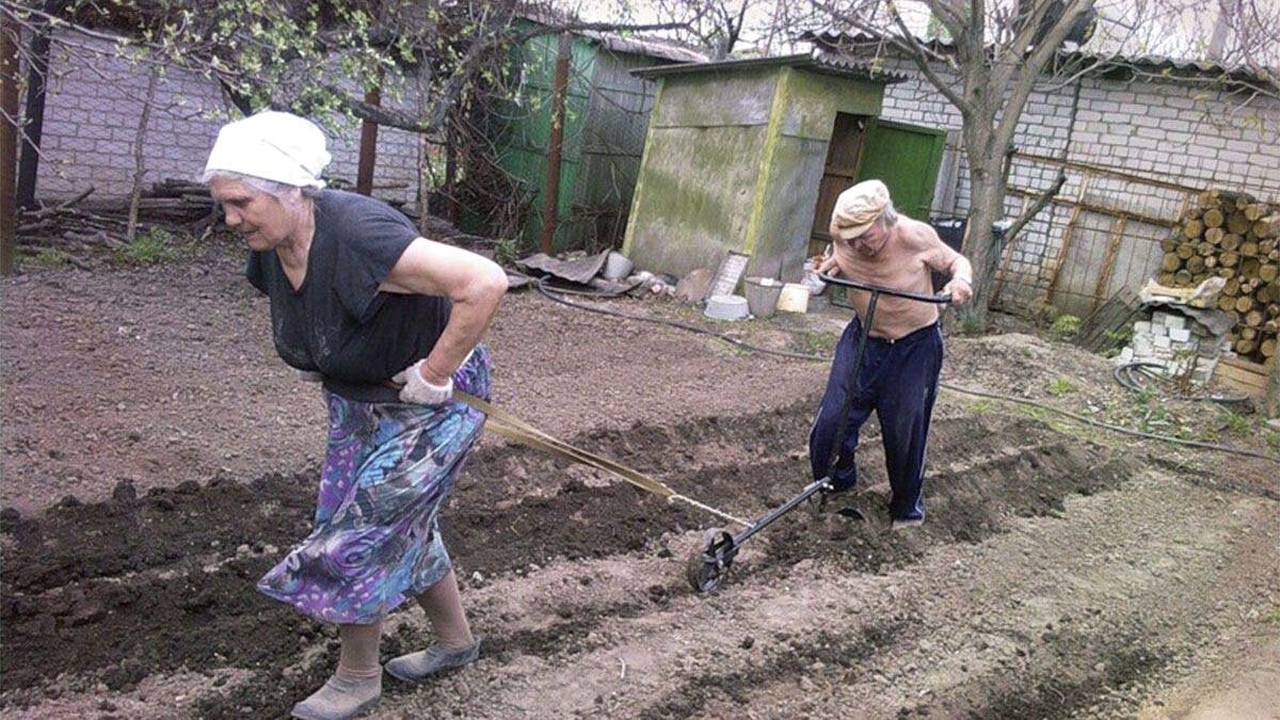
top-left (808, 317), bottom-right (943, 522)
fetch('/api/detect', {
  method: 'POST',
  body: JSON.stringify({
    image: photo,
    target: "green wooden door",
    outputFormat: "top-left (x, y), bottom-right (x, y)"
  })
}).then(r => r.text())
top-left (855, 118), bottom-right (946, 221)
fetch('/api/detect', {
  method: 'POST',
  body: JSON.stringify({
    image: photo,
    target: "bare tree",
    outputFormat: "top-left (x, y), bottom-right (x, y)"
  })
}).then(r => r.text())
top-left (799, 0), bottom-right (1275, 327)
top-left (1, 0), bottom-right (686, 133)
top-left (579, 0), bottom-right (802, 57)
top-left (807, 0), bottom-right (1104, 326)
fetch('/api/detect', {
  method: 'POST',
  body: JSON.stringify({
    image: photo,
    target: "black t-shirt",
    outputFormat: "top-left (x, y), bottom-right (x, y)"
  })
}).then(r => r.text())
top-left (246, 190), bottom-right (450, 402)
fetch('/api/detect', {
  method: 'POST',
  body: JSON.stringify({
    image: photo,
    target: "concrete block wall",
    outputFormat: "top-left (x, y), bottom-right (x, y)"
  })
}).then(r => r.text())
top-left (1117, 308), bottom-right (1227, 385)
top-left (34, 35), bottom-right (227, 199)
top-left (26, 30), bottom-right (423, 208)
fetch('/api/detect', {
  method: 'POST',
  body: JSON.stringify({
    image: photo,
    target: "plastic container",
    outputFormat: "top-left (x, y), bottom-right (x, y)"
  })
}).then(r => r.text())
top-left (704, 294), bottom-right (749, 321)
top-left (776, 283), bottom-right (810, 313)
top-left (743, 277), bottom-right (783, 318)
top-left (601, 251), bottom-right (635, 281)
top-left (802, 259), bottom-right (827, 295)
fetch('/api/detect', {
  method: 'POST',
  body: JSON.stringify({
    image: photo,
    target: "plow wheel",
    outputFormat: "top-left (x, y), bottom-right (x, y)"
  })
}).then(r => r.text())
top-left (685, 528), bottom-right (736, 594)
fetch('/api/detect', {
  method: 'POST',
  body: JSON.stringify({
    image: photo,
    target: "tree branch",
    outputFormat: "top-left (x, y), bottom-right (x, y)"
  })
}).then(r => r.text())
top-left (884, 6), bottom-right (967, 109)
top-left (1002, 170), bottom-right (1067, 241)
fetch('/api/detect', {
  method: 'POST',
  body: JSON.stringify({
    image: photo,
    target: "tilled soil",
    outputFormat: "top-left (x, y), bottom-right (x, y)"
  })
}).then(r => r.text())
top-left (2, 247), bottom-right (1278, 720)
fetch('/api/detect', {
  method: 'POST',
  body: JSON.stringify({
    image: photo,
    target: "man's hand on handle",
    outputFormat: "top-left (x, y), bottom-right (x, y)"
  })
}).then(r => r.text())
top-left (942, 276), bottom-right (973, 305)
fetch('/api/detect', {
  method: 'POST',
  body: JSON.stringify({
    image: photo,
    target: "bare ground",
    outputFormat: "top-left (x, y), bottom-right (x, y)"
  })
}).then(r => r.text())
top-left (2, 242), bottom-right (1278, 720)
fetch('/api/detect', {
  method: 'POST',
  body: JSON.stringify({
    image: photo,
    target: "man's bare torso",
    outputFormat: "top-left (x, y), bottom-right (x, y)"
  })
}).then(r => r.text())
top-left (830, 216), bottom-right (957, 340)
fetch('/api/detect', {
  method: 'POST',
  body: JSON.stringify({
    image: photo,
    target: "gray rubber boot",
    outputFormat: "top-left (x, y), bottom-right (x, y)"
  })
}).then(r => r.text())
top-left (290, 675), bottom-right (381, 720)
top-left (384, 638), bottom-right (481, 683)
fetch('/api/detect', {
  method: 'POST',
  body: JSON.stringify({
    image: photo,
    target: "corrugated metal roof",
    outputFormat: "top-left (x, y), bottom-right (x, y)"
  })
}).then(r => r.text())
top-left (802, 29), bottom-right (1276, 87)
top-left (514, 8), bottom-right (708, 65)
top-left (1064, 51), bottom-right (1276, 86)
top-left (631, 48), bottom-right (907, 83)
top-left (583, 31), bottom-right (708, 64)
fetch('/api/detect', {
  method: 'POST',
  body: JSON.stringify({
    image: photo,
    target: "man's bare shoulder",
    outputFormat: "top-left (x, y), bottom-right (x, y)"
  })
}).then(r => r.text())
top-left (896, 216), bottom-right (942, 248)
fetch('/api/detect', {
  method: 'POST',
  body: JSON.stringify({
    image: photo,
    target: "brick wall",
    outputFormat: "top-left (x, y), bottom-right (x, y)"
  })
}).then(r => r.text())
top-left (873, 57), bottom-right (1280, 316)
top-left (877, 59), bottom-right (1280, 213)
top-left (25, 30), bottom-right (422, 208)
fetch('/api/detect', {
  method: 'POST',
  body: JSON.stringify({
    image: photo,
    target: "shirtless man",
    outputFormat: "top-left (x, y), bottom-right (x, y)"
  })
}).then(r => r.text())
top-left (810, 179), bottom-right (973, 529)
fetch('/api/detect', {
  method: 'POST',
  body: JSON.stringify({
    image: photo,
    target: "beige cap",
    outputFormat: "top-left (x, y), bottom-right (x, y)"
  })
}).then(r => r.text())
top-left (831, 179), bottom-right (890, 240)
top-left (203, 111), bottom-right (331, 189)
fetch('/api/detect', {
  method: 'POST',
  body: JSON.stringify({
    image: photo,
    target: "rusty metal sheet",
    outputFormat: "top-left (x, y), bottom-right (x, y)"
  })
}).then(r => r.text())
top-left (515, 251), bottom-right (609, 285)
top-left (504, 269), bottom-right (535, 290)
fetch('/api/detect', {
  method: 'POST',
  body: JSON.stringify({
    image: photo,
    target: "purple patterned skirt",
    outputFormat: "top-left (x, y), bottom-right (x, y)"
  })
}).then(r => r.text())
top-left (258, 347), bottom-right (491, 625)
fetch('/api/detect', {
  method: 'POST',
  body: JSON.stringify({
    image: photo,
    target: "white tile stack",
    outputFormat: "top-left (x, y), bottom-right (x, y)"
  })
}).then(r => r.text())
top-left (1116, 309), bottom-right (1228, 385)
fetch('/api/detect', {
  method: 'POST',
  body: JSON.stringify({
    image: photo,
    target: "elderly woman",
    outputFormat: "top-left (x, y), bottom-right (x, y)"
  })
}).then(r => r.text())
top-left (203, 111), bottom-right (507, 720)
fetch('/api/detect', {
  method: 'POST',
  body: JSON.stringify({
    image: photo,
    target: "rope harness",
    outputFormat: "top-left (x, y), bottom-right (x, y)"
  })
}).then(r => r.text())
top-left (455, 391), bottom-right (752, 528)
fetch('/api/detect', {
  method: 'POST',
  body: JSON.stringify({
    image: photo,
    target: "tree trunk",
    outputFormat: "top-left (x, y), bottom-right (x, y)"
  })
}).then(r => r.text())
top-left (957, 150), bottom-right (1006, 331)
top-left (126, 67), bottom-right (159, 242)
top-left (17, 2), bottom-right (62, 211)
top-left (0, 18), bottom-right (18, 276)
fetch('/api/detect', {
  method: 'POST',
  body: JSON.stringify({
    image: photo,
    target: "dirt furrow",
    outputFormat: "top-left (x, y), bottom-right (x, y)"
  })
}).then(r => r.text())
top-left (372, 469), bottom-right (1277, 720)
top-left (3, 389), bottom-right (1275, 719)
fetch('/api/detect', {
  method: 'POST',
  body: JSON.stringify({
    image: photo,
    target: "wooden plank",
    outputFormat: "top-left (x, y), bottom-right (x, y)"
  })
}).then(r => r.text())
top-left (1219, 355), bottom-right (1269, 374)
top-left (1090, 215), bottom-right (1129, 315)
top-left (1214, 355), bottom-right (1269, 395)
top-left (1075, 286), bottom-right (1142, 352)
top-left (1043, 174), bottom-right (1092, 307)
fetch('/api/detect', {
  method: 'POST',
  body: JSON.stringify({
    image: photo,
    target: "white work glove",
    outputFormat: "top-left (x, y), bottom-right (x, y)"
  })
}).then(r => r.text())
top-left (392, 359), bottom-right (454, 405)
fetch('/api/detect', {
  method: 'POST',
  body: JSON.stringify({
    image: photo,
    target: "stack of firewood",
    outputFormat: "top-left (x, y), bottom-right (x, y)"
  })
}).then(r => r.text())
top-left (1160, 190), bottom-right (1279, 363)
top-left (16, 181), bottom-right (217, 251)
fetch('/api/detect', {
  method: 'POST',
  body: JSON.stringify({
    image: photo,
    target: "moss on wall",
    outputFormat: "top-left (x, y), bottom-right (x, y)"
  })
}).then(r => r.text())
top-left (648, 69), bottom-right (779, 129)
top-left (627, 124), bottom-right (769, 275)
top-left (626, 62), bottom-right (887, 282)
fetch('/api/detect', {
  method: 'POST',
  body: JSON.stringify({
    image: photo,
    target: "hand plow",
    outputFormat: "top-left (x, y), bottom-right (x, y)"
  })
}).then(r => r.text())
top-left (460, 274), bottom-right (950, 595)
top-left (684, 274), bottom-right (951, 593)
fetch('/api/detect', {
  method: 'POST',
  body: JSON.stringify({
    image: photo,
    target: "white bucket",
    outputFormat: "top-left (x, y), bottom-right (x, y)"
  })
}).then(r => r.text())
top-left (776, 283), bottom-right (810, 313)
top-left (602, 251), bottom-right (634, 281)
top-left (704, 294), bottom-right (749, 321)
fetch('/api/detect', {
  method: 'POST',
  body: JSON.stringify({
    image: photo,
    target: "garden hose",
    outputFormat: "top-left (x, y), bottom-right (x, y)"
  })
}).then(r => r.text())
top-left (529, 280), bottom-right (1278, 465)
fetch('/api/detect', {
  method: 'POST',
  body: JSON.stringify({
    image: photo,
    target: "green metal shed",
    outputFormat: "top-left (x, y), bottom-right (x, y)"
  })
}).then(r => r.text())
top-left (492, 24), bottom-right (703, 253)
top-left (624, 53), bottom-right (944, 284)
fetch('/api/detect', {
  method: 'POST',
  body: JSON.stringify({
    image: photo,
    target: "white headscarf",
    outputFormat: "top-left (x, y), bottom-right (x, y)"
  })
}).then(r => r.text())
top-left (203, 111), bottom-right (331, 189)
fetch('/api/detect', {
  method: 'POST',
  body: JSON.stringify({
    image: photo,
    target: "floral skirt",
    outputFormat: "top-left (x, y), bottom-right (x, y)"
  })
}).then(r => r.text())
top-left (258, 346), bottom-right (491, 625)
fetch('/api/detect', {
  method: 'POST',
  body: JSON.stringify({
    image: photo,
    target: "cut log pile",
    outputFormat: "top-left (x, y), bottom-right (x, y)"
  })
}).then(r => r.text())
top-left (1161, 189), bottom-right (1279, 364)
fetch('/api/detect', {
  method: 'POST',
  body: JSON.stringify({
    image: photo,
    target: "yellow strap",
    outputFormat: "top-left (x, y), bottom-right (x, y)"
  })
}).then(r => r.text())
top-left (456, 391), bottom-right (675, 499)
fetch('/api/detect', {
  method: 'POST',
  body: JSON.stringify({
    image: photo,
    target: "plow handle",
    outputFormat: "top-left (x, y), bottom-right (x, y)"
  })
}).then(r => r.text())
top-left (818, 272), bottom-right (953, 305)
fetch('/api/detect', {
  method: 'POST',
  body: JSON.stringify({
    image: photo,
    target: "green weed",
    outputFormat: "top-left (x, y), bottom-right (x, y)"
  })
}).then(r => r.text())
top-left (115, 227), bottom-right (184, 265)
top-left (26, 248), bottom-right (71, 268)
top-left (1103, 326), bottom-right (1133, 348)
top-left (1050, 314), bottom-right (1081, 338)
top-left (1137, 404), bottom-right (1177, 434)
top-left (1132, 386), bottom-right (1155, 407)
top-left (957, 309), bottom-right (984, 335)
top-left (794, 330), bottom-right (837, 356)
top-left (1100, 326), bottom-right (1133, 358)
top-left (1217, 409), bottom-right (1252, 435)
top-left (493, 236), bottom-right (520, 267)
top-left (971, 399), bottom-right (995, 414)
top-left (1263, 431), bottom-right (1280, 452)
top-left (1047, 377), bottom-right (1076, 397)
